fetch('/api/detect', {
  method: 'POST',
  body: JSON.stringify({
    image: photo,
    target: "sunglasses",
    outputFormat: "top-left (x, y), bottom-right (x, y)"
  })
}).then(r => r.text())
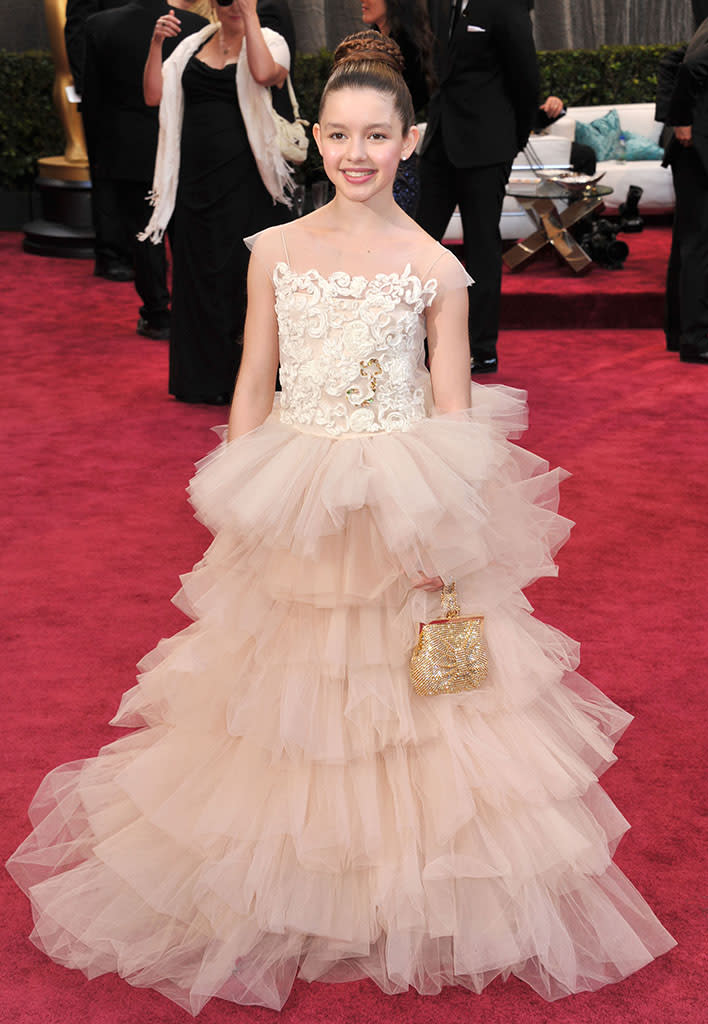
top-left (215, 1), bottom-right (236, 6)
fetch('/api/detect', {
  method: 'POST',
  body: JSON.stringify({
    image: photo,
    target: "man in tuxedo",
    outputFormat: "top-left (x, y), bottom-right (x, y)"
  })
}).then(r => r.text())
top-left (81, 0), bottom-right (207, 335)
top-left (657, 16), bottom-right (708, 364)
top-left (417, 0), bottom-right (538, 373)
top-left (65, 0), bottom-right (130, 94)
top-left (65, 0), bottom-right (133, 279)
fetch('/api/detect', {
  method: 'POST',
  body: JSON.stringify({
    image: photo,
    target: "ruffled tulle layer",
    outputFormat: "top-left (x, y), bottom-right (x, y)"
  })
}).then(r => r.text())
top-left (7, 384), bottom-right (675, 1013)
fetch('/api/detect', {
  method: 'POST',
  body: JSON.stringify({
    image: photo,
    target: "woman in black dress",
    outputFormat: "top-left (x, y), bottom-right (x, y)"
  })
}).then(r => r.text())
top-left (143, 0), bottom-right (292, 404)
top-left (360, 0), bottom-right (435, 214)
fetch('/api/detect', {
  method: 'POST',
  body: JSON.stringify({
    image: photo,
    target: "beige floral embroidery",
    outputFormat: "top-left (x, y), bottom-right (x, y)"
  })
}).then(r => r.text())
top-left (274, 264), bottom-right (437, 437)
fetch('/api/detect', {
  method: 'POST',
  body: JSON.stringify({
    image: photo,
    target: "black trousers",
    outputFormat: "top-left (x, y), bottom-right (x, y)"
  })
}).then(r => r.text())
top-left (417, 132), bottom-right (511, 359)
top-left (112, 178), bottom-right (170, 327)
top-left (90, 175), bottom-right (133, 272)
top-left (665, 146), bottom-right (708, 353)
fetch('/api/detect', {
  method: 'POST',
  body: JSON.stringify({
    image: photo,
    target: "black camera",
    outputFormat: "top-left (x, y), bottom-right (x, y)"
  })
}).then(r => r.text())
top-left (578, 218), bottom-right (629, 270)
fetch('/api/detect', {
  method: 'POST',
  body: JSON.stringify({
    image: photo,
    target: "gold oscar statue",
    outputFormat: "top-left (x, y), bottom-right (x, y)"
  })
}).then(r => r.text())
top-left (40, 0), bottom-right (89, 182)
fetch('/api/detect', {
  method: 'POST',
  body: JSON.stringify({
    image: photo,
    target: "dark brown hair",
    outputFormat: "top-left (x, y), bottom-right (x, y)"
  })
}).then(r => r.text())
top-left (319, 31), bottom-right (415, 131)
top-left (380, 0), bottom-right (436, 99)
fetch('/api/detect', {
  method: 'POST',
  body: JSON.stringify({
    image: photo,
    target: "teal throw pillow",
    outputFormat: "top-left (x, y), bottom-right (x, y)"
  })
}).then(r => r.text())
top-left (613, 131), bottom-right (664, 161)
top-left (575, 108), bottom-right (621, 161)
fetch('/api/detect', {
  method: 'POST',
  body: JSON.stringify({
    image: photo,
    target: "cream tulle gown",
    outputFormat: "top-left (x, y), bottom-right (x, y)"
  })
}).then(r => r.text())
top-left (7, 225), bottom-right (675, 1014)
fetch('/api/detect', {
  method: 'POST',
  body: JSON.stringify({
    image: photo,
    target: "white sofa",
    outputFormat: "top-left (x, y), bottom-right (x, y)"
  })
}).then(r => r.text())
top-left (441, 103), bottom-right (675, 244)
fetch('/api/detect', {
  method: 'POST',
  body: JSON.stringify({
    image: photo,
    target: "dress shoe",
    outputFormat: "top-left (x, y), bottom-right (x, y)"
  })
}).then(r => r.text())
top-left (471, 355), bottom-right (498, 374)
top-left (679, 346), bottom-right (708, 364)
top-left (95, 262), bottom-right (134, 282)
top-left (618, 185), bottom-right (644, 233)
top-left (137, 317), bottom-right (170, 340)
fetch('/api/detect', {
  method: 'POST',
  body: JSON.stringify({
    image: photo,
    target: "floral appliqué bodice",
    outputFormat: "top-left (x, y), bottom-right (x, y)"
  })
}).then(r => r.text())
top-left (273, 263), bottom-right (438, 437)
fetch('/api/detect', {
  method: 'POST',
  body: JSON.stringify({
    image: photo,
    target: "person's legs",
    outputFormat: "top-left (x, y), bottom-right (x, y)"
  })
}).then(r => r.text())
top-left (91, 175), bottom-right (134, 280)
top-left (456, 162), bottom-right (511, 369)
top-left (417, 133), bottom-right (459, 244)
top-left (670, 147), bottom-right (708, 361)
top-left (118, 179), bottom-right (171, 337)
top-left (665, 169), bottom-right (682, 352)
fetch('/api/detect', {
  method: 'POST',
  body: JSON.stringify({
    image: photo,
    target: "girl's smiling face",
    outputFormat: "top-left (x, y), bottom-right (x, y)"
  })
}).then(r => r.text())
top-left (314, 87), bottom-right (418, 203)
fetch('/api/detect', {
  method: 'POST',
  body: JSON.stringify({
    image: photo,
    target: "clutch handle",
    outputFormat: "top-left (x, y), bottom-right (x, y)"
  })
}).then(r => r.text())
top-left (440, 581), bottom-right (461, 619)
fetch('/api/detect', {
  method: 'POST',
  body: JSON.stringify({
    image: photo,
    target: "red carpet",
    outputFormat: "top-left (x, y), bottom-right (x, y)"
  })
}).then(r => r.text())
top-left (1, 231), bottom-right (706, 1024)
top-left (500, 221), bottom-right (672, 329)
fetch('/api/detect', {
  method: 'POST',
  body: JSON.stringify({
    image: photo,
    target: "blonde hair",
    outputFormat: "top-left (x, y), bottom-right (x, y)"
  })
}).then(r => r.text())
top-left (170, 0), bottom-right (216, 17)
top-left (198, 0), bottom-right (217, 21)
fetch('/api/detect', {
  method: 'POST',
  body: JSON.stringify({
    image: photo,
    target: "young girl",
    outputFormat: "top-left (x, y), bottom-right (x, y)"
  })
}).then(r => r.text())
top-left (7, 31), bottom-right (674, 1016)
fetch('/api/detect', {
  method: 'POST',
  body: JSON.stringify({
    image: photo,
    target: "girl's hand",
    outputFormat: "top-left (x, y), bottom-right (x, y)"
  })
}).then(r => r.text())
top-left (152, 10), bottom-right (181, 45)
top-left (412, 574), bottom-right (444, 592)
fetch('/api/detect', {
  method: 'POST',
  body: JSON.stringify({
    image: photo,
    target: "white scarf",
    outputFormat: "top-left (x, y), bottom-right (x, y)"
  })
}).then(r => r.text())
top-left (139, 23), bottom-right (293, 244)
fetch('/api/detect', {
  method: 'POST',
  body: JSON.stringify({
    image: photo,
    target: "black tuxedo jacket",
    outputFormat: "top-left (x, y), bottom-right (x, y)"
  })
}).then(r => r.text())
top-left (422, 0), bottom-right (538, 168)
top-left (65, 0), bottom-right (130, 93)
top-left (658, 17), bottom-right (708, 176)
top-left (81, 0), bottom-right (206, 182)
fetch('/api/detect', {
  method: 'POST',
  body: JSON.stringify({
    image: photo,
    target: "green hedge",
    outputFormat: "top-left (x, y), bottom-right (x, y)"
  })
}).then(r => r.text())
top-left (537, 43), bottom-right (680, 107)
top-left (0, 42), bottom-right (682, 190)
top-left (0, 50), bottom-right (63, 189)
top-left (290, 49), bottom-right (331, 184)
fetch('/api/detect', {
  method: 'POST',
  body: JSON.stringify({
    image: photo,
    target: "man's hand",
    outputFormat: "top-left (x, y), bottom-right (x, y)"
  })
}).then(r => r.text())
top-left (675, 125), bottom-right (693, 146)
top-left (540, 95), bottom-right (564, 120)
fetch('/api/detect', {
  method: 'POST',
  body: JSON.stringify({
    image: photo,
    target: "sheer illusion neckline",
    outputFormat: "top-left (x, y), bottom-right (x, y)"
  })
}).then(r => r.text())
top-left (272, 262), bottom-right (438, 294)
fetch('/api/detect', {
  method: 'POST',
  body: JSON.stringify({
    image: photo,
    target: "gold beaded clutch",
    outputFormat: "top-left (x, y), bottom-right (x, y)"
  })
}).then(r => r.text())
top-left (410, 582), bottom-right (488, 696)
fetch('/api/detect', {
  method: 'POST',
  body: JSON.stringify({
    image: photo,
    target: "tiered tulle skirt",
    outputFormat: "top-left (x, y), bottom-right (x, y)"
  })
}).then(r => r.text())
top-left (7, 384), bottom-right (675, 1013)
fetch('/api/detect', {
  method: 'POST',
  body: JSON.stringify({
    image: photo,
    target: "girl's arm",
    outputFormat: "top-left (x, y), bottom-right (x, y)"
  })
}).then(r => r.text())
top-left (227, 256), bottom-right (280, 440)
top-left (143, 10), bottom-right (181, 105)
top-left (412, 262), bottom-right (472, 593)
top-left (427, 278), bottom-right (473, 414)
top-left (237, 0), bottom-right (288, 87)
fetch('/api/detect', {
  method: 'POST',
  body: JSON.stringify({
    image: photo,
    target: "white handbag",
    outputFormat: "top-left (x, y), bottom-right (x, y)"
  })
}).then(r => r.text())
top-left (272, 75), bottom-right (309, 165)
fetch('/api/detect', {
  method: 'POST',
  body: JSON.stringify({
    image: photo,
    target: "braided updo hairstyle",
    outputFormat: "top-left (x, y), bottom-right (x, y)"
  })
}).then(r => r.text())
top-left (319, 31), bottom-right (415, 132)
